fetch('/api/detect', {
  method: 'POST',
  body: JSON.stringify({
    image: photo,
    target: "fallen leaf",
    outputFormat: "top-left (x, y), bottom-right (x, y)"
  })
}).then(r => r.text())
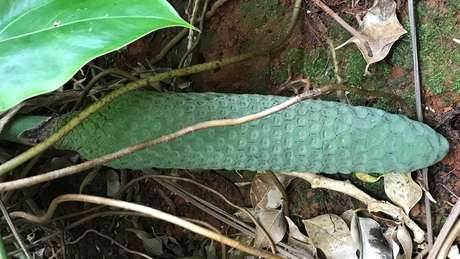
top-left (285, 217), bottom-right (317, 258)
top-left (303, 214), bottom-right (357, 259)
top-left (336, 0), bottom-right (407, 74)
top-left (356, 217), bottom-right (392, 259)
top-left (384, 172), bottom-right (422, 214)
top-left (158, 236), bottom-right (183, 257)
top-left (79, 168), bottom-right (98, 194)
top-left (234, 208), bottom-right (257, 223)
top-left (349, 211), bottom-right (362, 255)
top-left (253, 209), bottom-right (287, 249)
top-left (126, 229), bottom-right (163, 256)
top-left (354, 172), bottom-right (383, 183)
top-left (341, 209), bottom-right (356, 224)
top-left (383, 226), bottom-right (401, 259)
top-left (106, 169), bottom-right (121, 197)
top-left (250, 172), bottom-right (286, 209)
top-left (286, 216), bottom-right (310, 243)
top-left (396, 224), bottom-right (413, 259)
top-left (205, 241), bottom-right (217, 259)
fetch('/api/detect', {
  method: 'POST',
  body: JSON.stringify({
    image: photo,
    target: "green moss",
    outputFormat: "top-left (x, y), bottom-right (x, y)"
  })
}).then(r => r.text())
top-left (303, 49), bottom-right (334, 84)
top-left (416, 3), bottom-right (458, 94)
top-left (403, 91), bottom-right (416, 110)
top-left (270, 48), bottom-right (334, 85)
top-left (390, 36), bottom-right (412, 70)
top-left (427, 70), bottom-right (447, 95)
top-left (345, 51), bottom-right (366, 86)
top-left (454, 75), bottom-right (460, 94)
top-left (387, 1), bottom-right (459, 96)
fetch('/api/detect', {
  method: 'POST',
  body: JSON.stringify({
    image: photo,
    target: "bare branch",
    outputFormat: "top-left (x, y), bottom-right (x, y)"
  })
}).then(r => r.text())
top-left (0, 85), bottom-right (335, 193)
top-left (284, 172), bottom-right (426, 243)
top-left (10, 194), bottom-right (282, 259)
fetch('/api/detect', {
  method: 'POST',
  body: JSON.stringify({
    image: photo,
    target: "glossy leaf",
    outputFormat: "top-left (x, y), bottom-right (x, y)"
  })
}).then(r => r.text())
top-left (0, 0), bottom-right (192, 112)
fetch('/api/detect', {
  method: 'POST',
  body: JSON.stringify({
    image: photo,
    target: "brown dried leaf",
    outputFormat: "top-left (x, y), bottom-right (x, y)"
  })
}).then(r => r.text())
top-left (106, 169), bottom-right (121, 197)
top-left (336, 0), bottom-right (407, 74)
top-left (127, 228), bottom-right (163, 256)
top-left (383, 226), bottom-right (401, 258)
top-left (384, 172), bottom-right (422, 214)
top-left (233, 208), bottom-right (256, 223)
top-left (285, 217), bottom-right (317, 257)
top-left (356, 217), bottom-right (392, 259)
top-left (396, 224), bottom-right (413, 259)
top-left (250, 172), bottom-right (286, 209)
top-left (79, 168), bottom-right (98, 194)
top-left (253, 209), bottom-right (287, 249)
top-left (303, 214), bottom-right (357, 259)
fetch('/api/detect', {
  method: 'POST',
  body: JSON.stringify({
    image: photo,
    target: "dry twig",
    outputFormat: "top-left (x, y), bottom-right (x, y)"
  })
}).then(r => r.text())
top-left (311, 0), bottom-right (373, 57)
top-left (284, 172), bottom-right (426, 243)
top-left (428, 199), bottom-right (460, 259)
top-left (0, 200), bottom-right (32, 259)
top-left (72, 68), bottom-right (138, 111)
top-left (407, 0), bottom-right (434, 246)
top-left (0, 84), bottom-right (333, 193)
top-left (151, 0), bottom-right (231, 64)
top-left (126, 173), bottom-right (278, 253)
top-left (437, 219), bottom-right (460, 259)
top-left (0, 0), bottom-right (302, 176)
top-left (10, 194), bottom-right (282, 259)
top-left (67, 229), bottom-right (153, 259)
top-left (153, 178), bottom-right (309, 258)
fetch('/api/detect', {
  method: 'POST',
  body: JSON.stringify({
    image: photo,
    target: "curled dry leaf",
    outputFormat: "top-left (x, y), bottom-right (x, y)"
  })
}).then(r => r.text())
top-left (349, 211), bottom-right (361, 255)
top-left (234, 208), bottom-right (257, 223)
top-left (303, 214), bottom-right (357, 259)
top-left (341, 209), bottom-right (356, 225)
top-left (106, 169), bottom-right (121, 197)
top-left (285, 217), bottom-right (317, 257)
top-left (126, 228), bottom-right (163, 256)
top-left (253, 209), bottom-right (287, 249)
top-left (354, 172), bottom-right (383, 183)
top-left (384, 226), bottom-right (401, 259)
top-left (396, 224), bottom-right (413, 259)
top-left (205, 241), bottom-right (217, 259)
top-left (250, 172), bottom-right (286, 209)
top-left (286, 216), bottom-right (309, 242)
top-left (384, 172), bottom-right (422, 214)
top-left (356, 216), bottom-right (392, 259)
top-left (336, 0), bottom-right (407, 74)
top-left (79, 168), bottom-right (98, 194)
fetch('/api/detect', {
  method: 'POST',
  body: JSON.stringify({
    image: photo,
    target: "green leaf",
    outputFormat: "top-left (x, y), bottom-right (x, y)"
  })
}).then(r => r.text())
top-left (0, 0), bottom-right (192, 112)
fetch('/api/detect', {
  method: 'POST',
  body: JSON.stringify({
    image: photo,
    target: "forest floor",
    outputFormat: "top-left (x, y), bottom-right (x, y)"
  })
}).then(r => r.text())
top-left (1, 0), bottom-right (459, 258)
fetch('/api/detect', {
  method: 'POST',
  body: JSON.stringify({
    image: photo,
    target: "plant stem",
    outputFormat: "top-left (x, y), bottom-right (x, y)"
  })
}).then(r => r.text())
top-left (0, 84), bottom-right (335, 192)
top-left (10, 194), bottom-right (282, 259)
top-left (0, 0), bottom-right (302, 177)
top-left (0, 233), bottom-right (7, 259)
